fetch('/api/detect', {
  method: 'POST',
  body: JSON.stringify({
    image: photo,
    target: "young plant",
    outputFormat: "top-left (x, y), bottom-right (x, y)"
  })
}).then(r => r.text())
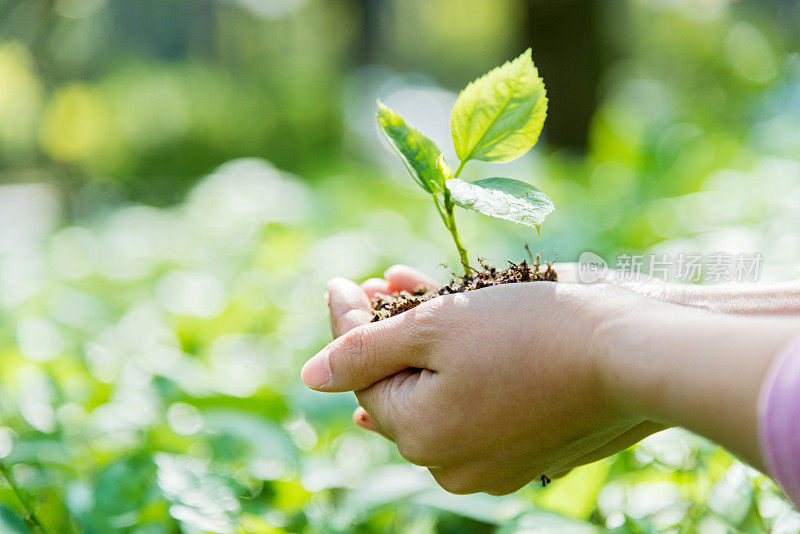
top-left (377, 49), bottom-right (554, 274)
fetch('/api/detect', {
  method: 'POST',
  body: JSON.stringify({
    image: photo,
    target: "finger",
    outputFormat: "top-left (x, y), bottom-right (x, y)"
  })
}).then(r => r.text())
top-left (353, 406), bottom-right (379, 431)
top-left (327, 278), bottom-right (373, 338)
top-left (301, 313), bottom-right (429, 392)
top-left (352, 407), bottom-right (393, 440)
top-left (353, 368), bottom-right (435, 449)
top-left (355, 368), bottom-right (424, 414)
top-left (384, 265), bottom-right (439, 293)
top-left (355, 379), bottom-right (399, 439)
top-left (361, 278), bottom-right (391, 299)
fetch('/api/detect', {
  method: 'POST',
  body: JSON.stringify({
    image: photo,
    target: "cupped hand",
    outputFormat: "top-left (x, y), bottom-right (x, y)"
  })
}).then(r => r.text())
top-left (306, 270), bottom-right (659, 494)
top-left (325, 265), bottom-right (438, 437)
top-left (328, 266), bottom-right (662, 471)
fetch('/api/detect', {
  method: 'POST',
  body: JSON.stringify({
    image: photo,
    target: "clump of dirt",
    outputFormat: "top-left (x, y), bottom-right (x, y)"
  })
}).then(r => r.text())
top-left (371, 252), bottom-right (557, 322)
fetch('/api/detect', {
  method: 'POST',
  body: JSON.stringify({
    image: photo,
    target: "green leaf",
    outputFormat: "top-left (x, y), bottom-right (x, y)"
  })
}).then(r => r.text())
top-left (154, 453), bottom-right (241, 533)
top-left (377, 100), bottom-right (443, 192)
top-left (435, 154), bottom-right (453, 180)
top-left (446, 177), bottom-right (554, 230)
top-left (451, 48), bottom-right (547, 163)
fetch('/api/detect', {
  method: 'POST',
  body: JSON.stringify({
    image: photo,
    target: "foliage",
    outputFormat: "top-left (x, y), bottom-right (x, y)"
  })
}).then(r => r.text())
top-left (445, 178), bottom-right (554, 233)
top-left (450, 49), bottom-right (547, 164)
top-left (0, 1), bottom-right (799, 532)
top-left (0, 151), bottom-right (796, 532)
top-left (378, 50), bottom-right (554, 272)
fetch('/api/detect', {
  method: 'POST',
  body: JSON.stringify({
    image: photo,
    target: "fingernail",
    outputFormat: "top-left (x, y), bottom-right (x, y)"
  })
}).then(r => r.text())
top-left (301, 347), bottom-right (331, 389)
top-left (383, 265), bottom-right (400, 279)
top-left (326, 279), bottom-right (344, 300)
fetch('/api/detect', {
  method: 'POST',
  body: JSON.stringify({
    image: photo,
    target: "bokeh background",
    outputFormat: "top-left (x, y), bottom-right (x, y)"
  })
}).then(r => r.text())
top-left (0, 0), bottom-right (799, 532)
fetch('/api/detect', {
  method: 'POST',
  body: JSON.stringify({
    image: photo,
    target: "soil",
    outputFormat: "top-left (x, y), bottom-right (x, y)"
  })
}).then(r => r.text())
top-left (371, 252), bottom-right (557, 322)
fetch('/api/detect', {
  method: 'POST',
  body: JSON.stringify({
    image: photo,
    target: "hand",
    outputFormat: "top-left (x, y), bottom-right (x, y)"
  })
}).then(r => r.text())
top-left (327, 266), bottom-right (661, 480)
top-left (306, 276), bottom-right (658, 494)
top-left (324, 265), bottom-right (438, 437)
top-left (332, 261), bottom-right (791, 437)
top-left (309, 265), bottom-right (800, 494)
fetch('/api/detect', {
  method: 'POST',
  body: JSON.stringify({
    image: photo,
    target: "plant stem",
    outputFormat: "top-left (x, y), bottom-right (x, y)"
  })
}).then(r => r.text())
top-left (435, 159), bottom-right (470, 274)
top-left (443, 194), bottom-right (470, 273)
top-left (0, 461), bottom-right (47, 533)
top-left (432, 194), bottom-right (468, 271)
top-left (453, 160), bottom-right (466, 179)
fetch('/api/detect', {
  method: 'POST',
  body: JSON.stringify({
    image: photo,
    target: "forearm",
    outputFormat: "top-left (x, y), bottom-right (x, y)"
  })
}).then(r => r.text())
top-left (596, 298), bottom-right (800, 471)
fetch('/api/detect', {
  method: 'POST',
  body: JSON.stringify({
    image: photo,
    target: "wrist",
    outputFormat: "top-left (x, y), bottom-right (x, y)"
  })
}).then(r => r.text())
top-left (589, 286), bottom-right (663, 424)
top-left (593, 297), bottom-right (800, 467)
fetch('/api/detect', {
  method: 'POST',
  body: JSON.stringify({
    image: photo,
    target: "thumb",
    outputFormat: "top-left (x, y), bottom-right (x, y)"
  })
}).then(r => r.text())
top-left (301, 314), bottom-right (428, 392)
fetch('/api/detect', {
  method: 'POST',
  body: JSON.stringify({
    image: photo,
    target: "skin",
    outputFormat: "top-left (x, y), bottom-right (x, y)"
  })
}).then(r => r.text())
top-left (554, 262), bottom-right (800, 315)
top-left (303, 264), bottom-right (800, 495)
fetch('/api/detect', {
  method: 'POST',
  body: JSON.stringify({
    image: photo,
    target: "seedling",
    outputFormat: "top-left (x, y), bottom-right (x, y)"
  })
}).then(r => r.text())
top-left (377, 49), bottom-right (554, 274)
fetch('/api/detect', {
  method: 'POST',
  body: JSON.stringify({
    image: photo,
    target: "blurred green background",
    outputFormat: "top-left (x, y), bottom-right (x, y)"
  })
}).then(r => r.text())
top-left (0, 0), bottom-right (799, 532)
